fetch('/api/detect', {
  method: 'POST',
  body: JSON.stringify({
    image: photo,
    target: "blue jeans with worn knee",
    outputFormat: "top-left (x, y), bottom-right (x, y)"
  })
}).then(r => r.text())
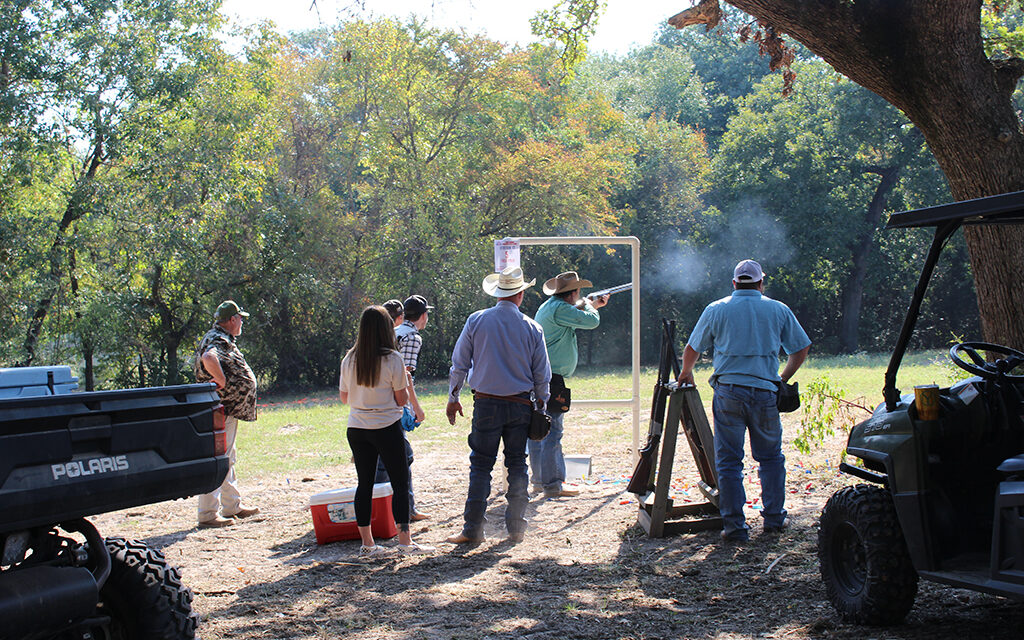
top-left (528, 410), bottom-right (565, 492)
top-left (712, 383), bottom-right (787, 536)
top-left (461, 397), bottom-right (531, 539)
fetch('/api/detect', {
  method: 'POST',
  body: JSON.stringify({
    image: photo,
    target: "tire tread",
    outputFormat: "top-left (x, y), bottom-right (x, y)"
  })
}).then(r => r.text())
top-left (818, 484), bottom-right (919, 625)
top-left (103, 537), bottom-right (198, 639)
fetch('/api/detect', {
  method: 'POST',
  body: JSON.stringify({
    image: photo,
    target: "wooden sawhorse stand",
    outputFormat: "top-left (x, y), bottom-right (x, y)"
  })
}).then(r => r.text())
top-left (637, 383), bottom-right (723, 537)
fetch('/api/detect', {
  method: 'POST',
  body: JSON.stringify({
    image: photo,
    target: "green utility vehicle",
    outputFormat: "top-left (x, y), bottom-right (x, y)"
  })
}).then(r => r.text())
top-left (818, 190), bottom-right (1024, 625)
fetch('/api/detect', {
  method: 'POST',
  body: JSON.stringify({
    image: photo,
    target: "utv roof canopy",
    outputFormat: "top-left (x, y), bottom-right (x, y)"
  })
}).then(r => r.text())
top-left (883, 189), bottom-right (1024, 410)
top-left (887, 189), bottom-right (1024, 229)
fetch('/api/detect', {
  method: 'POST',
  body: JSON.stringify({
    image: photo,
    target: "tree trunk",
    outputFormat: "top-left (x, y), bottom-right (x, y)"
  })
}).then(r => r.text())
top-left (83, 343), bottom-right (95, 391)
top-left (709, 0), bottom-right (1024, 349)
top-left (147, 264), bottom-right (191, 385)
top-left (839, 166), bottom-right (901, 352)
top-left (274, 297), bottom-right (296, 386)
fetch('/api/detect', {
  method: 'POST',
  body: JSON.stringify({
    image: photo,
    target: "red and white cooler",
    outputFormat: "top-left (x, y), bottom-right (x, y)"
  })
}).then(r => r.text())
top-left (309, 482), bottom-right (398, 545)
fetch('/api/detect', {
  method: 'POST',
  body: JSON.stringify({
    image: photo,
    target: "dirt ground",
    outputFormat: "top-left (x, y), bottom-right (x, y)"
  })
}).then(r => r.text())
top-left (93, 410), bottom-right (1024, 640)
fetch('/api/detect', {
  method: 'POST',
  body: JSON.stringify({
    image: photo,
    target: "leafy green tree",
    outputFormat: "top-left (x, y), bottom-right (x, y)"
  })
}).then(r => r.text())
top-left (669, 0), bottom-right (1024, 351)
top-left (584, 46), bottom-right (709, 129)
top-left (547, 0), bottom-right (1024, 351)
top-left (711, 60), bottom-right (950, 351)
top-left (2, 0), bottom-right (224, 366)
top-left (51, 25), bottom-right (279, 386)
top-left (250, 21), bottom-right (638, 382)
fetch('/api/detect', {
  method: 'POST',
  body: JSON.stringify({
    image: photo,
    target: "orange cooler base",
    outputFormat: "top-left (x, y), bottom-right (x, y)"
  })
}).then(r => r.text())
top-left (309, 482), bottom-right (398, 545)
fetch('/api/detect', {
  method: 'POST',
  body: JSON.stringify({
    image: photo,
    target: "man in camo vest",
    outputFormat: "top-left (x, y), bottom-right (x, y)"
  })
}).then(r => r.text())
top-left (194, 300), bottom-right (260, 528)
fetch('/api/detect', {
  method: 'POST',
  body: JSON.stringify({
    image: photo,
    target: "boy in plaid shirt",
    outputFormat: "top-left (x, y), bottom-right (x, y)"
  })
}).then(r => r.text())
top-left (376, 294), bottom-right (432, 520)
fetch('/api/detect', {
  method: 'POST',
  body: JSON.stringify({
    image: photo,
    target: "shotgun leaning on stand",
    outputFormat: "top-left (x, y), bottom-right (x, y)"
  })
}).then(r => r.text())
top-left (626, 320), bottom-right (676, 495)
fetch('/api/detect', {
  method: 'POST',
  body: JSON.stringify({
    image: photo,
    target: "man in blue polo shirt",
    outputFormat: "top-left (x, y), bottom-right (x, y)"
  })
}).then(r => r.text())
top-left (677, 259), bottom-right (810, 542)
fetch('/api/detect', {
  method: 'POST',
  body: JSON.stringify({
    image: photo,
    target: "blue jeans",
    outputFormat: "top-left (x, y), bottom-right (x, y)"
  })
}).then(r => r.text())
top-left (712, 384), bottom-right (787, 536)
top-left (528, 410), bottom-right (565, 492)
top-left (461, 397), bottom-right (531, 538)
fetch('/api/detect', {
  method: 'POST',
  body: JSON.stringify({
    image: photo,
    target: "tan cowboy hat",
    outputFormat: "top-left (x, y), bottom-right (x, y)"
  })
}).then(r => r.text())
top-left (482, 266), bottom-right (536, 297)
top-left (542, 271), bottom-right (593, 296)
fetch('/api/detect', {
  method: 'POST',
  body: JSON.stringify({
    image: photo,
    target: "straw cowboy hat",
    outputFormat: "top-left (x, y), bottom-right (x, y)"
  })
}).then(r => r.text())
top-left (542, 271), bottom-right (593, 296)
top-left (482, 266), bottom-right (536, 297)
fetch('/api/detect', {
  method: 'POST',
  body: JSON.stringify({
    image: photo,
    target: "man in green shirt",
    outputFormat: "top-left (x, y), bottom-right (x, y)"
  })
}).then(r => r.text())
top-left (531, 272), bottom-right (609, 498)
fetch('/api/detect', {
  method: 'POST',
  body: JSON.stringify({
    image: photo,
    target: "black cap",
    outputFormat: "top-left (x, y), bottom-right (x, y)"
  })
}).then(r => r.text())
top-left (403, 295), bottom-right (434, 317)
top-left (382, 299), bottom-right (404, 320)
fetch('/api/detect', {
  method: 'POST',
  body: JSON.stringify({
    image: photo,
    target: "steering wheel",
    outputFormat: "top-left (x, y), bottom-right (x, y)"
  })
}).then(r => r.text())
top-left (949, 341), bottom-right (1024, 381)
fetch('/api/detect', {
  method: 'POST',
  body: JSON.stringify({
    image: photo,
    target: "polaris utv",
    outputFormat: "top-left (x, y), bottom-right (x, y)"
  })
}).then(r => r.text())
top-left (0, 366), bottom-right (229, 639)
top-left (817, 190), bottom-right (1024, 625)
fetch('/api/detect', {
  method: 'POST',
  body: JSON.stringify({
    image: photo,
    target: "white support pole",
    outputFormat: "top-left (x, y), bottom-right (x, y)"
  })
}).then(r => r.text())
top-left (517, 236), bottom-right (642, 457)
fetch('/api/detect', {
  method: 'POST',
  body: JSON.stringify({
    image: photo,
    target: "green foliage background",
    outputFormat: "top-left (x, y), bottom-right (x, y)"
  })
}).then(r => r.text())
top-left (0, 2), bottom-right (983, 391)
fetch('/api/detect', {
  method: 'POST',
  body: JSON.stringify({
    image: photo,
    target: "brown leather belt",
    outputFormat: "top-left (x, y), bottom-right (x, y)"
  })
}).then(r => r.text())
top-left (473, 391), bottom-right (533, 406)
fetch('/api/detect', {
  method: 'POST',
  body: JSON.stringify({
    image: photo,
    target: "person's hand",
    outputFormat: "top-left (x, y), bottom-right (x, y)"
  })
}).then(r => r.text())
top-left (592, 294), bottom-right (610, 309)
top-left (677, 371), bottom-right (695, 386)
top-left (446, 401), bottom-right (463, 425)
top-left (414, 405), bottom-right (426, 423)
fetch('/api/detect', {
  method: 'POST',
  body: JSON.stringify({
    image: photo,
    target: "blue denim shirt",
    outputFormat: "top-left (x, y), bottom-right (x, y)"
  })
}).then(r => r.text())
top-left (448, 301), bottom-right (551, 404)
top-left (687, 289), bottom-right (810, 391)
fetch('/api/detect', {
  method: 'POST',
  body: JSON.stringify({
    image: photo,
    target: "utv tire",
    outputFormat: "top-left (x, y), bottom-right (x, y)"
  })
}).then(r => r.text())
top-left (99, 537), bottom-right (198, 639)
top-left (818, 484), bottom-right (918, 625)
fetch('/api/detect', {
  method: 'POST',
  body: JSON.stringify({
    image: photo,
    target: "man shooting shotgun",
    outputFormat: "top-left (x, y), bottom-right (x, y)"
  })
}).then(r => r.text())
top-left (530, 271), bottom-right (613, 497)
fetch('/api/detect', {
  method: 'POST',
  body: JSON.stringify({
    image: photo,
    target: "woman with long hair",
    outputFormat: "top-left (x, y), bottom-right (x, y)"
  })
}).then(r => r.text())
top-left (339, 306), bottom-right (434, 557)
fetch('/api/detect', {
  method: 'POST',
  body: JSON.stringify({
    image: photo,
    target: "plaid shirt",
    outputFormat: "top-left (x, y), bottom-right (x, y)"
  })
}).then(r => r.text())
top-left (395, 321), bottom-right (422, 372)
top-left (195, 324), bottom-right (258, 421)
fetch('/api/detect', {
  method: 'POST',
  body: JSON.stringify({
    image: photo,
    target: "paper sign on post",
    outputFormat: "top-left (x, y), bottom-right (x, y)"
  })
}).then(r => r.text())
top-left (494, 238), bottom-right (520, 272)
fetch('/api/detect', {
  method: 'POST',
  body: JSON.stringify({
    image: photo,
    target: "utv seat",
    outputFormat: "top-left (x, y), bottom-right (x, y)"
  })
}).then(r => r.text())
top-left (998, 454), bottom-right (1024, 476)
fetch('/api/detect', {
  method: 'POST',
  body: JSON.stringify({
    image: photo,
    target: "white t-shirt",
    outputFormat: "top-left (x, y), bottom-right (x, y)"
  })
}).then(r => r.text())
top-left (339, 350), bottom-right (407, 429)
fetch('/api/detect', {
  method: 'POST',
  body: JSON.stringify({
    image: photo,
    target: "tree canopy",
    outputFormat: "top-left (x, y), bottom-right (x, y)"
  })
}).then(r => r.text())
top-left (0, 2), bottom-right (975, 389)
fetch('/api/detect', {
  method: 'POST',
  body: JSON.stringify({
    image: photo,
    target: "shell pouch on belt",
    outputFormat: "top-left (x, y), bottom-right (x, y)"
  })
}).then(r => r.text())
top-left (776, 380), bottom-right (800, 413)
top-left (549, 373), bottom-right (571, 413)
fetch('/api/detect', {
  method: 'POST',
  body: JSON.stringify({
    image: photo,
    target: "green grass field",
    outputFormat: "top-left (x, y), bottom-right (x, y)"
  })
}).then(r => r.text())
top-left (236, 350), bottom-right (954, 477)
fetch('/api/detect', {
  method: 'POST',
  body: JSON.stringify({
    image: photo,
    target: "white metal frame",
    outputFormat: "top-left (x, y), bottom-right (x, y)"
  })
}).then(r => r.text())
top-left (518, 236), bottom-right (642, 455)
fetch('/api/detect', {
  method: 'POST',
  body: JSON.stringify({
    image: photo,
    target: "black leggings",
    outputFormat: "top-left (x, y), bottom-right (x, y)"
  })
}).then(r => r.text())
top-left (347, 420), bottom-right (410, 530)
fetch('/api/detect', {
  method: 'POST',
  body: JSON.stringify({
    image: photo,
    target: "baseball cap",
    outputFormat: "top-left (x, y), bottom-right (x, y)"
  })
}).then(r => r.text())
top-left (403, 294), bottom-right (434, 316)
top-left (382, 299), bottom-right (404, 320)
top-left (215, 300), bottom-right (250, 321)
top-left (733, 259), bottom-right (764, 283)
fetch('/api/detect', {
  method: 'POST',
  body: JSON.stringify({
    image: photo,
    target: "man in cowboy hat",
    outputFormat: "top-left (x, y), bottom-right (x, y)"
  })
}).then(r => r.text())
top-left (677, 260), bottom-right (810, 542)
top-left (194, 300), bottom-right (261, 528)
top-left (531, 272), bottom-right (609, 498)
top-left (445, 266), bottom-right (551, 544)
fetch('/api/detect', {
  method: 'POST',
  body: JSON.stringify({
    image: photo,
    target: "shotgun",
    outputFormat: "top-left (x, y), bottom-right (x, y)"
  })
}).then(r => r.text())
top-left (627, 319), bottom-right (676, 495)
top-left (576, 282), bottom-right (632, 308)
